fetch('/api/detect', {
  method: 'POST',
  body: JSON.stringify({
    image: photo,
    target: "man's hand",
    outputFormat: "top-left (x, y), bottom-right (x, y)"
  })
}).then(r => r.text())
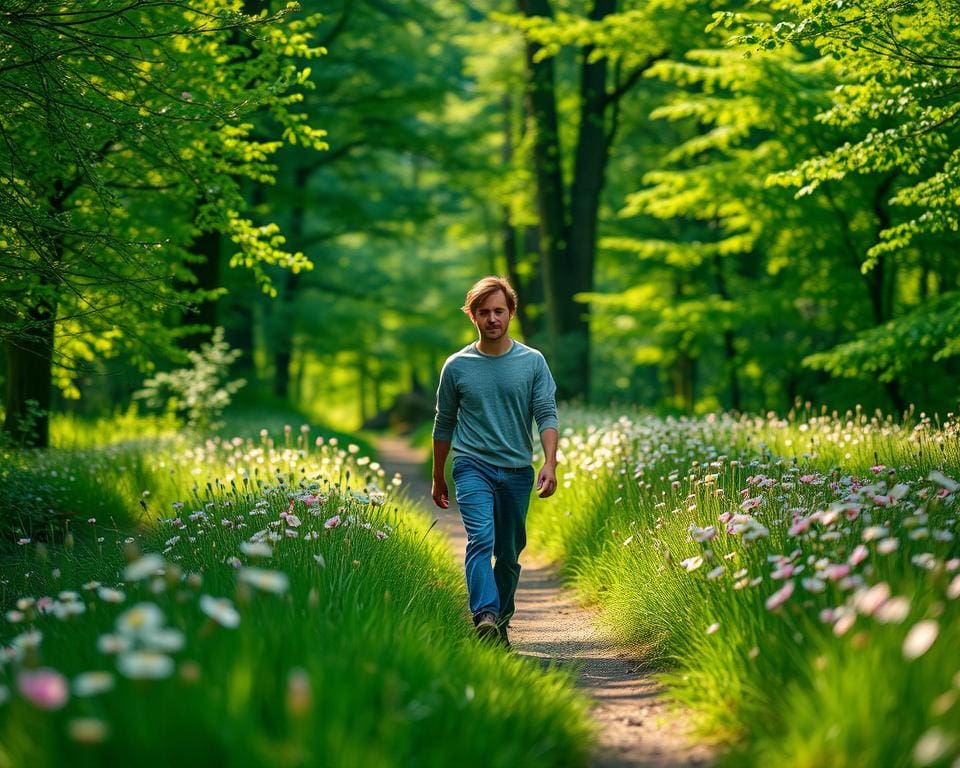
top-left (432, 476), bottom-right (450, 509)
top-left (432, 438), bottom-right (452, 509)
top-left (536, 463), bottom-right (557, 498)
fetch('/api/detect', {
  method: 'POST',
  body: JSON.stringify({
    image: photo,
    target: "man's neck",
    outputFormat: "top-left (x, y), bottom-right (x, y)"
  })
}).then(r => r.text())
top-left (476, 336), bottom-right (513, 356)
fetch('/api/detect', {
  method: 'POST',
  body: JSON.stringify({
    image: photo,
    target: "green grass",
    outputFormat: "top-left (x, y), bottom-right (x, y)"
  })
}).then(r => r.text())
top-left (0, 413), bottom-right (594, 767)
top-left (0, 406), bottom-right (377, 546)
top-left (529, 407), bottom-right (960, 766)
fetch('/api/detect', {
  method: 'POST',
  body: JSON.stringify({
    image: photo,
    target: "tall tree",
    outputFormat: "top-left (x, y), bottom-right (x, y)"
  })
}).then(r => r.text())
top-left (512, 0), bottom-right (670, 400)
top-left (0, 0), bottom-right (325, 445)
top-left (722, 0), bottom-right (960, 408)
top-left (250, 0), bottom-right (471, 400)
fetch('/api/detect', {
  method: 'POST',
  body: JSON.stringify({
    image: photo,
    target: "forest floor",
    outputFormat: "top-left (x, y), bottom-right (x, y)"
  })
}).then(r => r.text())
top-left (376, 435), bottom-right (716, 768)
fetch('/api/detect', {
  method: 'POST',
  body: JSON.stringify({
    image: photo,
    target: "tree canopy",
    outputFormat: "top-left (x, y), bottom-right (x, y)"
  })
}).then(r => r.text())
top-left (3, 0), bottom-right (957, 440)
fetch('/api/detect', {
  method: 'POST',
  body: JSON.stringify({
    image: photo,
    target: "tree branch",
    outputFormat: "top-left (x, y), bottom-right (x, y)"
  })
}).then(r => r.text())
top-left (604, 50), bottom-right (670, 107)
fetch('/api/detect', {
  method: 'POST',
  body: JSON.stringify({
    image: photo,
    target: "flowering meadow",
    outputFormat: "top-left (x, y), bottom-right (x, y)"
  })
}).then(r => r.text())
top-left (0, 416), bottom-right (592, 767)
top-left (530, 407), bottom-right (960, 767)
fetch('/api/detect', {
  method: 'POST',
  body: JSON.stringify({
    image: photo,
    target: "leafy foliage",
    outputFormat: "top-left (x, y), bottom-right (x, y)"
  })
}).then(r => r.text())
top-left (804, 291), bottom-right (960, 382)
top-left (0, 0), bottom-right (325, 391)
top-left (133, 328), bottom-right (246, 430)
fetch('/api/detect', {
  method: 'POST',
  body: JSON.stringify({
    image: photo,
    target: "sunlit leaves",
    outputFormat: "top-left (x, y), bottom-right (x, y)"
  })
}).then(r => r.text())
top-left (0, 0), bottom-right (326, 394)
top-left (740, 0), bottom-right (960, 253)
top-left (804, 291), bottom-right (960, 381)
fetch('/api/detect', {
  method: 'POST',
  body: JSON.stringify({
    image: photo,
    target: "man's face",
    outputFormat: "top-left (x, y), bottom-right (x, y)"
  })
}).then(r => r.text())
top-left (471, 290), bottom-right (512, 342)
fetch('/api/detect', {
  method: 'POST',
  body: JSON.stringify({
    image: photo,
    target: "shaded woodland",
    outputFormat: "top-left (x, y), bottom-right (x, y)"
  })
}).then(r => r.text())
top-left (3, 0), bottom-right (959, 445)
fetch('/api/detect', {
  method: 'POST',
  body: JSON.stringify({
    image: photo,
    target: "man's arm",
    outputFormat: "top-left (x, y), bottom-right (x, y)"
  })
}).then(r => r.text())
top-left (536, 427), bottom-right (558, 498)
top-left (432, 358), bottom-right (458, 509)
top-left (432, 439), bottom-right (452, 508)
top-left (531, 354), bottom-right (559, 498)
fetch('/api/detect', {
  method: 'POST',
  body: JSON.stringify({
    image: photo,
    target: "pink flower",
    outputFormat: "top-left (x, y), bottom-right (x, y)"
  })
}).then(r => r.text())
top-left (301, 495), bottom-right (320, 507)
top-left (799, 474), bottom-right (819, 485)
top-left (740, 496), bottom-right (763, 511)
top-left (848, 544), bottom-right (869, 566)
top-left (825, 564), bottom-right (851, 581)
top-left (818, 509), bottom-right (839, 526)
top-left (17, 668), bottom-right (69, 710)
top-left (771, 564), bottom-right (795, 580)
top-left (765, 581), bottom-right (795, 611)
top-left (833, 612), bottom-right (856, 636)
top-left (323, 515), bottom-right (341, 530)
top-left (903, 620), bottom-right (939, 660)
top-left (853, 582), bottom-right (890, 616)
top-left (690, 525), bottom-right (717, 542)
top-left (838, 503), bottom-right (863, 521)
top-left (789, 516), bottom-right (812, 536)
top-left (870, 465), bottom-right (886, 474)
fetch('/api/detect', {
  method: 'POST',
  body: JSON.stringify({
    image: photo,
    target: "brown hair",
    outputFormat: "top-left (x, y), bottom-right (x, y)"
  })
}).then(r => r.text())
top-left (462, 276), bottom-right (518, 318)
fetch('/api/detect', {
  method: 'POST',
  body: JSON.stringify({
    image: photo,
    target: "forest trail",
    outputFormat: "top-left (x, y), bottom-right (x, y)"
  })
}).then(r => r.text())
top-left (375, 435), bottom-right (715, 768)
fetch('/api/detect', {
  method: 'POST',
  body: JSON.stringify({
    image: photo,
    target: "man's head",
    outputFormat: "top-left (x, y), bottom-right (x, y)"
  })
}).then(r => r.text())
top-left (462, 276), bottom-right (517, 344)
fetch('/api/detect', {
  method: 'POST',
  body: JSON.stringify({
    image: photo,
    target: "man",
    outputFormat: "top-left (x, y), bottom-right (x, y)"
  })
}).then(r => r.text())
top-left (431, 276), bottom-right (559, 647)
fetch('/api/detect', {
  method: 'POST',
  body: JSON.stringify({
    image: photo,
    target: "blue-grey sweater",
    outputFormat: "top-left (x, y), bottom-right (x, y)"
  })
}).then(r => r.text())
top-left (432, 340), bottom-right (559, 469)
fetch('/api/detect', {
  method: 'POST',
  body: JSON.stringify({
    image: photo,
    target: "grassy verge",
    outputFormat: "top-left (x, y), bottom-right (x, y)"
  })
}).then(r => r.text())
top-left (1, 407), bottom-right (375, 545)
top-left (528, 407), bottom-right (960, 766)
top-left (0, 415), bottom-right (593, 767)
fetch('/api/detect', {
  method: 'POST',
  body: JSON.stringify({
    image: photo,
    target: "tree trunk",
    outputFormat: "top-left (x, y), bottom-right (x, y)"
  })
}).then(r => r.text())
top-left (713, 254), bottom-right (741, 411)
top-left (3, 297), bottom-right (56, 447)
top-left (507, 90), bottom-right (548, 344)
top-left (272, 167), bottom-right (309, 400)
top-left (357, 352), bottom-right (368, 426)
top-left (518, 0), bottom-right (567, 364)
top-left (271, 265), bottom-right (301, 401)
top-left (560, 0), bottom-right (617, 402)
top-left (671, 351), bottom-right (696, 412)
top-left (224, 300), bottom-right (255, 374)
top-left (225, 182), bottom-right (263, 372)
top-left (518, 0), bottom-right (624, 401)
top-left (500, 92), bottom-right (537, 342)
top-left (179, 227), bottom-right (221, 351)
top-left (3, 186), bottom-right (68, 448)
top-left (870, 174), bottom-right (905, 413)
top-left (522, 225), bottom-right (546, 340)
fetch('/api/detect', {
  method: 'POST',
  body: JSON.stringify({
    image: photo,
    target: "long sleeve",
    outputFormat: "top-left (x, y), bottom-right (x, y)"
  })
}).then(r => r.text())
top-left (432, 360), bottom-right (459, 440)
top-left (531, 356), bottom-right (559, 433)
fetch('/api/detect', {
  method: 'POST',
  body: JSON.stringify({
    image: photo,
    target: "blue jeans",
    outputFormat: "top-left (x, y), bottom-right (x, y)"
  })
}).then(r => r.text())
top-left (452, 454), bottom-right (534, 624)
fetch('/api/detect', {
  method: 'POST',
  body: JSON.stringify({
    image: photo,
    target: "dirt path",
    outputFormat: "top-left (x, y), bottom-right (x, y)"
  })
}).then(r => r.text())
top-left (375, 436), bottom-right (714, 768)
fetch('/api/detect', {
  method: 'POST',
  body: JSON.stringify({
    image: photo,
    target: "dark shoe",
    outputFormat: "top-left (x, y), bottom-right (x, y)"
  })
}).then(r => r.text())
top-left (474, 611), bottom-right (498, 641)
top-left (498, 623), bottom-right (511, 650)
